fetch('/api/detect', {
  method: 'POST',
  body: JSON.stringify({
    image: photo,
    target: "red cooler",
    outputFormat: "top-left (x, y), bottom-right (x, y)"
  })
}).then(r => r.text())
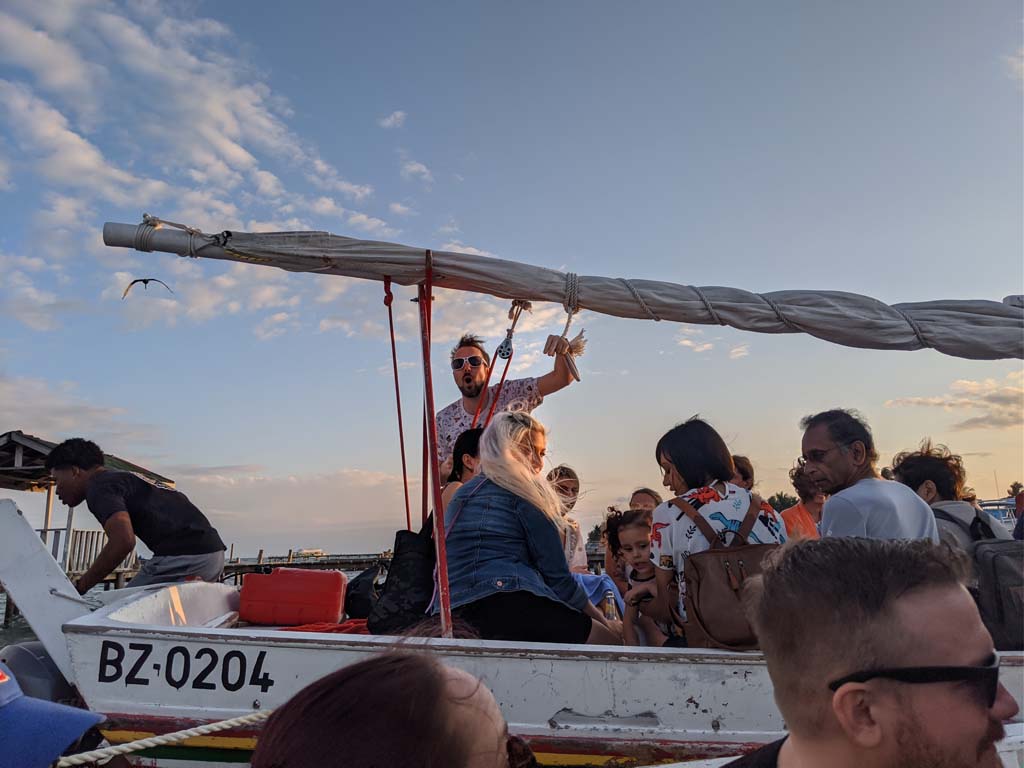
top-left (240, 568), bottom-right (347, 625)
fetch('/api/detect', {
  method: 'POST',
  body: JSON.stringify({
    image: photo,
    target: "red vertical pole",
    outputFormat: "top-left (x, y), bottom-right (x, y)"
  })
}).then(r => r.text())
top-left (418, 251), bottom-right (453, 637)
top-left (421, 413), bottom-right (429, 526)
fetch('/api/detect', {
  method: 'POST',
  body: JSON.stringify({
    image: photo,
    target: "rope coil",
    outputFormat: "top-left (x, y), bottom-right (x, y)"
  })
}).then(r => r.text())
top-left (57, 710), bottom-right (273, 766)
top-left (620, 278), bottom-right (661, 322)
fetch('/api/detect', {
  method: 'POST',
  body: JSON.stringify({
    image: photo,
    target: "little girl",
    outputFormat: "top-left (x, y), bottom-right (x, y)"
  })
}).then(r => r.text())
top-left (605, 509), bottom-right (668, 647)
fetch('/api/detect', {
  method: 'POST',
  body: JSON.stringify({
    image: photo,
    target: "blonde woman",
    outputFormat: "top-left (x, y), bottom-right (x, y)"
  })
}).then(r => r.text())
top-left (430, 411), bottom-right (621, 645)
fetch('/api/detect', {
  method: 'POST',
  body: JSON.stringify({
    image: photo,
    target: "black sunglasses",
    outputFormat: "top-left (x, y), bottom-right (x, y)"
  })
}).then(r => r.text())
top-left (828, 653), bottom-right (1001, 708)
top-left (451, 356), bottom-right (486, 370)
top-left (507, 734), bottom-right (539, 768)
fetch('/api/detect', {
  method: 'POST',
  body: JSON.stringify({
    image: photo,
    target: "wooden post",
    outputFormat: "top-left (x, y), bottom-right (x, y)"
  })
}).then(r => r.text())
top-left (257, 549), bottom-right (264, 565)
top-left (115, 572), bottom-right (126, 589)
top-left (287, 549), bottom-right (293, 563)
top-left (41, 484), bottom-right (55, 545)
top-left (228, 543), bottom-right (235, 562)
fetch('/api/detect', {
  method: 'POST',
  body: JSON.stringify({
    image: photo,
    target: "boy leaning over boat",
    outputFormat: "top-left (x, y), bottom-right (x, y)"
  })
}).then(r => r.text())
top-left (46, 437), bottom-right (226, 594)
top-left (726, 538), bottom-right (1019, 768)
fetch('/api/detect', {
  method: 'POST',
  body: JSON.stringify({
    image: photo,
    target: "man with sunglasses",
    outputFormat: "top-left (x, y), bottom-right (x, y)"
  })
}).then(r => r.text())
top-left (725, 537), bottom-right (1019, 767)
top-left (799, 409), bottom-right (938, 542)
top-left (436, 333), bottom-right (578, 468)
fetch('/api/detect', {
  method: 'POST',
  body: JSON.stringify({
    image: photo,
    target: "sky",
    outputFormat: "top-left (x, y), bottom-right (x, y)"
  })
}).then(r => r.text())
top-left (1, 0), bottom-right (1022, 557)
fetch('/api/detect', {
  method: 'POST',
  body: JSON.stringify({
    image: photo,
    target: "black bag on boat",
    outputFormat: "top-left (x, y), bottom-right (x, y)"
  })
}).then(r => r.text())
top-left (970, 539), bottom-right (1024, 651)
top-left (344, 559), bottom-right (388, 619)
top-left (367, 517), bottom-right (436, 635)
top-left (933, 509), bottom-right (1023, 650)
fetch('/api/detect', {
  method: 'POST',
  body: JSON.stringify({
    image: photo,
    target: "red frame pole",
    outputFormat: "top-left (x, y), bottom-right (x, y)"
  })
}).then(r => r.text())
top-left (418, 251), bottom-right (453, 637)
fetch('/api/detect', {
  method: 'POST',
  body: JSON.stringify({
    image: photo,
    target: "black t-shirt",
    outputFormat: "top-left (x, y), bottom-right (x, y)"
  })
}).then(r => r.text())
top-left (86, 470), bottom-right (225, 556)
top-left (723, 738), bottom-right (785, 768)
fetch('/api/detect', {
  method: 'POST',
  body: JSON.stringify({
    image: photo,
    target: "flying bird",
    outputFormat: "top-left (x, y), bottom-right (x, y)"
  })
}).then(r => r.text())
top-left (122, 278), bottom-right (174, 300)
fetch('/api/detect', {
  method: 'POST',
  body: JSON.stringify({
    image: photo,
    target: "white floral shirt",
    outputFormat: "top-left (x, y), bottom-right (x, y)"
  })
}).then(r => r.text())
top-left (435, 377), bottom-right (543, 462)
top-left (650, 482), bottom-right (788, 620)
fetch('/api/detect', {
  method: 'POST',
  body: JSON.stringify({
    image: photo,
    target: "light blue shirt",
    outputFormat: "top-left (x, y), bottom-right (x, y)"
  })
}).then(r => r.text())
top-left (821, 478), bottom-right (940, 543)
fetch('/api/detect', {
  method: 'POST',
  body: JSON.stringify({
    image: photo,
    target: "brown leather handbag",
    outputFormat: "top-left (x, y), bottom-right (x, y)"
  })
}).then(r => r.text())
top-left (669, 496), bottom-right (777, 651)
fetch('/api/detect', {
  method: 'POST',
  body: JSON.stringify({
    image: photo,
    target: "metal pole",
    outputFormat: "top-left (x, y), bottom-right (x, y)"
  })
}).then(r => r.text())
top-left (41, 484), bottom-right (54, 545)
top-left (418, 255), bottom-right (453, 638)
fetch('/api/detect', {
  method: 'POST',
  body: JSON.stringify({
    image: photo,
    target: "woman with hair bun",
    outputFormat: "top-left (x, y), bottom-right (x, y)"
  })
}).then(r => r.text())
top-left (431, 411), bottom-right (621, 645)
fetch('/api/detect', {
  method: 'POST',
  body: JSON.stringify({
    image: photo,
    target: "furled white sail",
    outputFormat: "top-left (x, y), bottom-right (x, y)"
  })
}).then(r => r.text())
top-left (103, 221), bottom-right (1024, 360)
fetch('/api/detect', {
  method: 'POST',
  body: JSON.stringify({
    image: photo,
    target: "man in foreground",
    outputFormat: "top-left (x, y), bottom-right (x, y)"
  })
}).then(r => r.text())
top-left (726, 537), bottom-right (1019, 767)
top-left (799, 409), bottom-right (938, 542)
top-left (436, 332), bottom-right (579, 466)
top-left (46, 438), bottom-right (226, 593)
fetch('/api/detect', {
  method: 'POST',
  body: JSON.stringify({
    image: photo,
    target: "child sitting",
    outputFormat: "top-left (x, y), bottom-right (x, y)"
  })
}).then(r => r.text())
top-left (605, 508), bottom-right (668, 647)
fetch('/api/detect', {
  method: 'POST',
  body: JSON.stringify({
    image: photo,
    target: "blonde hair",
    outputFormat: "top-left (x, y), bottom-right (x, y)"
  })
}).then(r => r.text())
top-left (479, 411), bottom-right (565, 528)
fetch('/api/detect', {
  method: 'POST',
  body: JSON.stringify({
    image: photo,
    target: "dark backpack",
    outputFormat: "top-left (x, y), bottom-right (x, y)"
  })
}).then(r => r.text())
top-left (367, 518), bottom-right (436, 635)
top-left (933, 509), bottom-right (1023, 651)
top-left (344, 559), bottom-right (388, 619)
top-left (669, 497), bottom-right (778, 651)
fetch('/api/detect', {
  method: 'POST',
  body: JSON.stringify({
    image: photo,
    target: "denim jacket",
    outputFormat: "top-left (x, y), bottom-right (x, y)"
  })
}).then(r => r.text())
top-left (430, 474), bottom-right (589, 614)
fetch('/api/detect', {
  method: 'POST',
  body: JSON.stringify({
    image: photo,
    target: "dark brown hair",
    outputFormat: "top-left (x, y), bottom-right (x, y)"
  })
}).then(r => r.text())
top-left (605, 508), bottom-right (652, 557)
top-left (451, 333), bottom-right (490, 366)
top-left (743, 538), bottom-right (970, 735)
top-left (799, 408), bottom-right (879, 465)
top-left (890, 440), bottom-right (966, 502)
top-left (732, 455), bottom-right (754, 486)
top-left (788, 464), bottom-right (819, 502)
top-left (655, 417), bottom-right (735, 491)
top-left (251, 652), bottom-right (471, 768)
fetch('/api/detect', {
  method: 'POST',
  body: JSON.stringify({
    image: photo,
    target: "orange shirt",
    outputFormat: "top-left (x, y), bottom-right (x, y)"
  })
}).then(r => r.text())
top-left (782, 501), bottom-right (820, 540)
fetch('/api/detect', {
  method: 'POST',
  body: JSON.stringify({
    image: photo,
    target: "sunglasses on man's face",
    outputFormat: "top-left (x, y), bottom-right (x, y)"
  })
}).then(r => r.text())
top-left (828, 652), bottom-right (1001, 709)
top-left (451, 356), bottom-right (486, 371)
top-left (507, 734), bottom-right (540, 768)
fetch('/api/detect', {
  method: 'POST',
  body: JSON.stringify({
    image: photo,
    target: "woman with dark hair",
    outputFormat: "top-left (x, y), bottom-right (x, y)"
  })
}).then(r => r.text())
top-left (441, 427), bottom-right (484, 511)
top-left (731, 455), bottom-right (754, 490)
top-left (251, 651), bottom-right (537, 768)
top-left (650, 418), bottom-right (787, 642)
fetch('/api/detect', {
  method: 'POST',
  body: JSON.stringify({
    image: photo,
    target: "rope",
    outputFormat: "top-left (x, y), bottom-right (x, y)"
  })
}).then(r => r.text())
top-left (56, 710), bottom-right (272, 766)
top-left (473, 301), bottom-right (529, 429)
top-left (691, 286), bottom-right (724, 326)
top-left (619, 278), bottom-right (661, 322)
top-left (384, 278), bottom-right (412, 531)
top-left (139, 213), bottom-right (211, 258)
top-left (893, 307), bottom-right (929, 349)
top-left (759, 294), bottom-right (800, 332)
top-left (562, 272), bottom-right (580, 315)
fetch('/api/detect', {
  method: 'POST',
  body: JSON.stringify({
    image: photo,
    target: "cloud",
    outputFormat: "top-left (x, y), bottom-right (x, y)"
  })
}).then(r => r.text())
top-left (0, 10), bottom-right (104, 121)
top-left (0, 79), bottom-right (169, 206)
top-left (729, 344), bottom-right (749, 359)
top-left (885, 372), bottom-right (1024, 431)
top-left (0, 154), bottom-right (12, 191)
top-left (315, 275), bottom-right (355, 303)
top-left (1007, 46), bottom-right (1024, 83)
top-left (0, 372), bottom-right (158, 447)
top-left (440, 240), bottom-right (497, 258)
top-left (347, 212), bottom-right (396, 237)
top-left (254, 311), bottom-right (295, 340)
top-left (319, 317), bottom-right (355, 335)
top-left (1, 270), bottom-right (75, 331)
top-left (389, 202), bottom-right (415, 216)
top-left (377, 110), bottom-right (406, 129)
top-left (437, 217), bottom-right (460, 235)
top-left (678, 339), bottom-right (713, 352)
top-left (401, 158), bottom-right (433, 184)
top-left (248, 284), bottom-right (300, 310)
top-left (252, 169), bottom-right (284, 198)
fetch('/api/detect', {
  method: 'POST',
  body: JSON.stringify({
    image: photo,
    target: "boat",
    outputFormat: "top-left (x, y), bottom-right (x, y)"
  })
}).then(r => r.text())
top-left (1, 217), bottom-right (1022, 767)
